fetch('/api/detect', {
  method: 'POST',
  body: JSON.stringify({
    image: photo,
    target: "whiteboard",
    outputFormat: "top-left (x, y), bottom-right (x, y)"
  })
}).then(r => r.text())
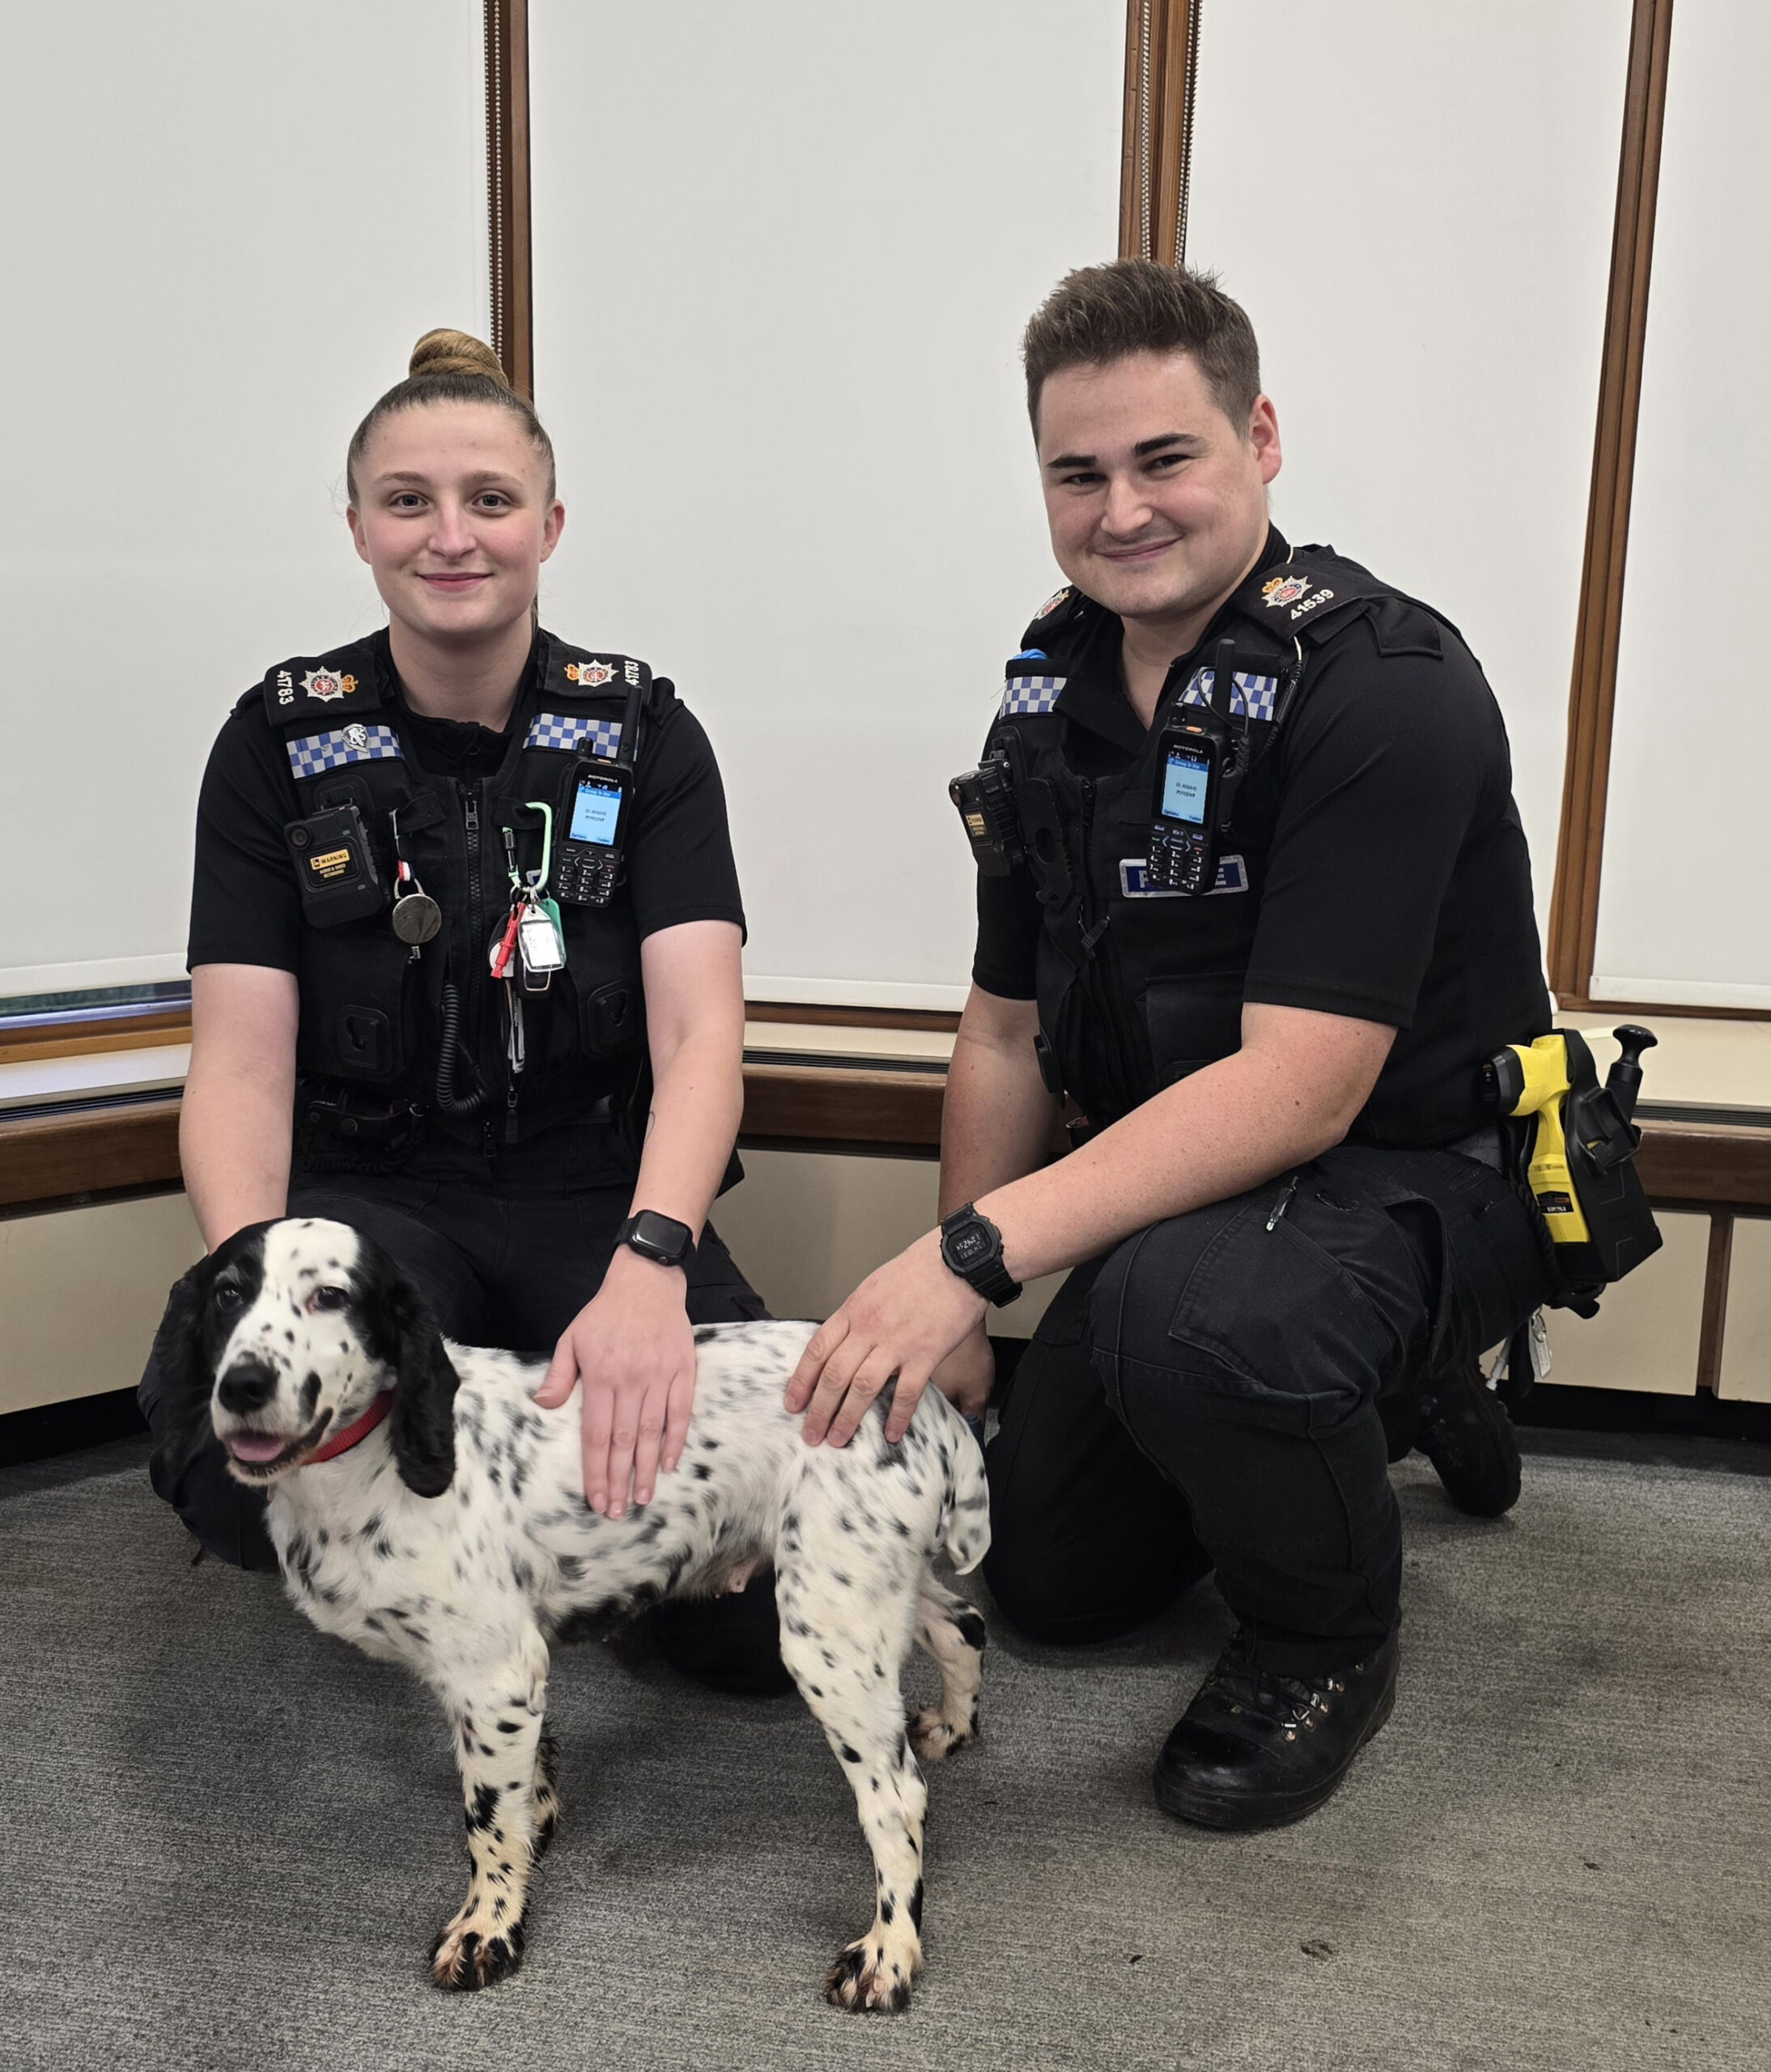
top-left (1591, 0), bottom-right (1771, 1010)
top-left (529, 0), bottom-right (1124, 1009)
top-left (1184, 0), bottom-right (1633, 953)
top-left (0, 2), bottom-right (486, 1003)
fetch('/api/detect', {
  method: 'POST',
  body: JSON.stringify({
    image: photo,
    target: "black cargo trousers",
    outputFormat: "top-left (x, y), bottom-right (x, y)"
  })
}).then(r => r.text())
top-left (983, 1138), bottom-right (1555, 1678)
top-left (138, 1120), bottom-right (769, 1572)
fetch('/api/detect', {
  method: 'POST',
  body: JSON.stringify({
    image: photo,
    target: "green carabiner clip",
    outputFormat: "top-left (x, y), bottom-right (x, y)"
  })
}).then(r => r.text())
top-left (523, 801), bottom-right (563, 936)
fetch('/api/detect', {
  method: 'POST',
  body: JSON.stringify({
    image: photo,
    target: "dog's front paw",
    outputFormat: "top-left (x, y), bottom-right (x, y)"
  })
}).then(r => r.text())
top-left (907, 1704), bottom-right (976, 1763)
top-left (429, 1911), bottom-right (526, 1991)
top-left (824, 1934), bottom-right (917, 2015)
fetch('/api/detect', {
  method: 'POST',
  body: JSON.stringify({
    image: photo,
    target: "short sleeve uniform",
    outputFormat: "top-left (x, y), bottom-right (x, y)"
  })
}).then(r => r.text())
top-left (971, 529), bottom-right (1551, 1147)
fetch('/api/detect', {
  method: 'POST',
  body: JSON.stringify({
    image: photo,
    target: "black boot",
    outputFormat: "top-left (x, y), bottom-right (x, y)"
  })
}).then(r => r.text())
top-left (1153, 1626), bottom-right (1399, 1829)
top-left (647, 1573), bottom-right (795, 1697)
top-left (1416, 1359), bottom-right (1521, 1518)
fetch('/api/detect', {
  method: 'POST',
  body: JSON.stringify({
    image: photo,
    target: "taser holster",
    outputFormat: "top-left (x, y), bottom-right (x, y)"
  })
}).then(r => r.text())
top-left (1482, 1025), bottom-right (1663, 1296)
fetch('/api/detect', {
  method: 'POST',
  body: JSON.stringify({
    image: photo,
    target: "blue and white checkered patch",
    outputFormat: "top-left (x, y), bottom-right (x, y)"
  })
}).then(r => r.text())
top-left (1000, 674), bottom-right (1067, 716)
top-left (1181, 667), bottom-right (1279, 723)
top-left (525, 711), bottom-right (622, 758)
top-left (286, 724), bottom-right (402, 780)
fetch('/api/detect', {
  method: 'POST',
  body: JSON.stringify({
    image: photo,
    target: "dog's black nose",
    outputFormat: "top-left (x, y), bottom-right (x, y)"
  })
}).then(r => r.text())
top-left (217, 1359), bottom-right (278, 1414)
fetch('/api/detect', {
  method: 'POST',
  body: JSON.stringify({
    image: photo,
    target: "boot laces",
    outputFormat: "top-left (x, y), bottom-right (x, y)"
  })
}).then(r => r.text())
top-left (1210, 1632), bottom-right (1350, 1740)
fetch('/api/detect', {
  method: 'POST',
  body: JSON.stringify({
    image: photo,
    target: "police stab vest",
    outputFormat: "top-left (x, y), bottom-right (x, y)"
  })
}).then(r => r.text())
top-left (251, 629), bottom-right (665, 1150)
top-left (992, 548), bottom-right (1457, 1128)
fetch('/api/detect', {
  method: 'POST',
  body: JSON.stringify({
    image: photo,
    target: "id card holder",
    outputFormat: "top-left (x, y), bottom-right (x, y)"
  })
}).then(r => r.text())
top-left (285, 805), bottom-right (386, 926)
top-left (518, 902), bottom-right (566, 991)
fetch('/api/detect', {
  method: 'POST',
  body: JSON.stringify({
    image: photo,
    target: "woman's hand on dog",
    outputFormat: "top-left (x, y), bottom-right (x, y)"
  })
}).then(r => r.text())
top-left (532, 1247), bottom-right (696, 1514)
top-left (786, 1231), bottom-right (987, 1448)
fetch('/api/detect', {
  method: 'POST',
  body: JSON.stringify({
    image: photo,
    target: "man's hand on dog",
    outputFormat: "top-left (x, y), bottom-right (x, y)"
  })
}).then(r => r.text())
top-left (787, 1230), bottom-right (989, 1447)
top-left (532, 1247), bottom-right (695, 1514)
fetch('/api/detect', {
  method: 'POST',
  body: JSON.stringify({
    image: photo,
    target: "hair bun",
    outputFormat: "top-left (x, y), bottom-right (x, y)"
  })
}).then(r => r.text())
top-left (408, 328), bottom-right (510, 388)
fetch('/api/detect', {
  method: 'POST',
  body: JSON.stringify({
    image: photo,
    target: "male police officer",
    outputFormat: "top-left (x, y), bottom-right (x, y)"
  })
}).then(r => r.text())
top-left (786, 261), bottom-right (1556, 1828)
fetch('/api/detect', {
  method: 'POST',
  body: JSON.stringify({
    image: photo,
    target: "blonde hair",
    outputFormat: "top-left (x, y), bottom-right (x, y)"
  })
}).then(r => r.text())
top-left (346, 329), bottom-right (555, 500)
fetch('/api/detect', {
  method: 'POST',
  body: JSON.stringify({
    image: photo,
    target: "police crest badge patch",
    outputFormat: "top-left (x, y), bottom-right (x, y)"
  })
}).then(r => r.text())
top-left (566, 660), bottom-right (617, 688)
top-left (1034, 586), bottom-right (1072, 619)
top-left (301, 666), bottom-right (356, 703)
top-left (1260, 574), bottom-right (1311, 609)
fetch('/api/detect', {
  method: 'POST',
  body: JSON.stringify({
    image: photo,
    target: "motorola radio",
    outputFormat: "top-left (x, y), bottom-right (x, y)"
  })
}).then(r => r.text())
top-left (1145, 635), bottom-right (1249, 896)
top-left (552, 758), bottom-right (629, 907)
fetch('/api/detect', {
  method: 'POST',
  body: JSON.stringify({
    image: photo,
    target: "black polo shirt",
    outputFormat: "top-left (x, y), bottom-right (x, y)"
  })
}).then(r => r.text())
top-left (973, 529), bottom-right (1552, 1146)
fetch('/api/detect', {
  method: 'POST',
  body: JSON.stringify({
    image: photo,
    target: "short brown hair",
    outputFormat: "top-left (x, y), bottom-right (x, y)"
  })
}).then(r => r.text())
top-left (1022, 260), bottom-right (1262, 434)
top-left (346, 329), bottom-right (556, 503)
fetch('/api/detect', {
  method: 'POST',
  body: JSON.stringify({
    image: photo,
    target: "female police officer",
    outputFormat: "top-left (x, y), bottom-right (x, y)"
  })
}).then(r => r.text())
top-left (141, 330), bottom-right (781, 1688)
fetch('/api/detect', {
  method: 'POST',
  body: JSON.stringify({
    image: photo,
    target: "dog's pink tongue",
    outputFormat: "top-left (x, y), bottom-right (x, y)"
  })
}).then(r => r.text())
top-left (227, 1433), bottom-right (287, 1463)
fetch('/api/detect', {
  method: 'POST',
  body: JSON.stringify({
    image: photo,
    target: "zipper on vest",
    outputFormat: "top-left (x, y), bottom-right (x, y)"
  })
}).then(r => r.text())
top-left (1076, 775), bottom-right (1142, 1122)
top-left (459, 781), bottom-right (497, 1157)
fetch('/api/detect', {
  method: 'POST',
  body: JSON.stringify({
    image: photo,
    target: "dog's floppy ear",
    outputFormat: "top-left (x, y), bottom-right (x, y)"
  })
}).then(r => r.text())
top-left (356, 1242), bottom-right (460, 1497)
top-left (147, 1253), bottom-right (223, 1467)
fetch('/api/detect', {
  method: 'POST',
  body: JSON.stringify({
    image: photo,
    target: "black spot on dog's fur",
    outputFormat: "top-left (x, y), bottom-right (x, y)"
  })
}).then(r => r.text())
top-left (465, 1784), bottom-right (499, 1832)
top-left (908, 1879), bottom-right (924, 1929)
top-left (955, 1608), bottom-right (988, 1652)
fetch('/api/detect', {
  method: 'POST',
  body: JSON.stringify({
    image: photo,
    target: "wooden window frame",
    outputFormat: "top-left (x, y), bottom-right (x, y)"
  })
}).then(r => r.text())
top-left (485, 0), bottom-right (533, 398)
top-left (1119, 1), bottom-right (1203, 265)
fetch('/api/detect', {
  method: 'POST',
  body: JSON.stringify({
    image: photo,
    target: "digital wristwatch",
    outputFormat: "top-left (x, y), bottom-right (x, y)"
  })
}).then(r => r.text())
top-left (616, 1211), bottom-right (696, 1269)
top-left (938, 1204), bottom-right (1022, 1306)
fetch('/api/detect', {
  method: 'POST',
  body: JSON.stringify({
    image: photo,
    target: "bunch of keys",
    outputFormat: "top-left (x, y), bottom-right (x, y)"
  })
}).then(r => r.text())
top-left (388, 809), bottom-right (441, 949)
top-left (490, 807), bottom-right (566, 996)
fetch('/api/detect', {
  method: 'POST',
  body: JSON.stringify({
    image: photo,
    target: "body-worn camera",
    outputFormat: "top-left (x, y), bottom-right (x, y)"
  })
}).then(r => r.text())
top-left (553, 758), bottom-right (629, 907)
top-left (285, 804), bottom-right (385, 926)
top-left (949, 749), bottom-right (1023, 876)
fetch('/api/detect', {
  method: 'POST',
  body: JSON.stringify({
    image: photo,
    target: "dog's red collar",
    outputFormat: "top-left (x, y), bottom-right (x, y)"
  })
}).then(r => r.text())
top-left (308, 1391), bottom-right (393, 1464)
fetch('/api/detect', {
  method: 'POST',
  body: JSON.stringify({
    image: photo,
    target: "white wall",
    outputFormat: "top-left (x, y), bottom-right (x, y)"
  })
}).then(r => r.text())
top-left (1591, 0), bottom-right (1771, 1010)
top-left (1183, 0), bottom-right (1633, 946)
top-left (0, 2), bottom-right (487, 1000)
top-left (529, 0), bottom-right (1124, 1009)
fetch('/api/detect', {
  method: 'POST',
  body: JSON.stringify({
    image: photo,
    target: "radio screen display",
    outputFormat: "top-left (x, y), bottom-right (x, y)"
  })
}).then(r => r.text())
top-left (1161, 747), bottom-right (1211, 826)
top-left (570, 778), bottom-right (622, 847)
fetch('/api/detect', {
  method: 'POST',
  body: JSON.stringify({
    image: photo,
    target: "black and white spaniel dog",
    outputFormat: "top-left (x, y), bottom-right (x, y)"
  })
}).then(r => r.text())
top-left (153, 1217), bottom-right (990, 2013)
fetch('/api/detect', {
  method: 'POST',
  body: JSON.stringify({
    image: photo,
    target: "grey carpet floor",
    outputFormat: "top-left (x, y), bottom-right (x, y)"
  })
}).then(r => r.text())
top-left (2, 1434), bottom-right (1768, 2072)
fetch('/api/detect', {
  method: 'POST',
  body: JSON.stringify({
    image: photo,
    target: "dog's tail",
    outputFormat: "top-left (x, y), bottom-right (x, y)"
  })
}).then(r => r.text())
top-left (936, 1410), bottom-right (992, 1575)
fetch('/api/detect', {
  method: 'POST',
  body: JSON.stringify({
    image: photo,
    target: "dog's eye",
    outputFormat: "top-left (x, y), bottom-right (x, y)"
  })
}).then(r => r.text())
top-left (309, 1285), bottom-right (350, 1313)
top-left (214, 1284), bottom-right (244, 1313)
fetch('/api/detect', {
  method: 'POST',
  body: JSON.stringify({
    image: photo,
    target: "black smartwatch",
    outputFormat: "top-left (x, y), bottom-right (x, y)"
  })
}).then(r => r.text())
top-left (616, 1211), bottom-right (696, 1269)
top-left (938, 1204), bottom-right (1022, 1306)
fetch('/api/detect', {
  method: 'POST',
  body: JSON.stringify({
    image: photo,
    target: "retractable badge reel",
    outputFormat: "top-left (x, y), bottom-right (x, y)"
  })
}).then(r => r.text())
top-left (388, 808), bottom-right (442, 947)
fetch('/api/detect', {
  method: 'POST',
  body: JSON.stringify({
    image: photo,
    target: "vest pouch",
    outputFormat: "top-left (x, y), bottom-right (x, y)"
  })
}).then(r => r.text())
top-left (1143, 970), bottom-right (1246, 1087)
top-left (295, 928), bottom-right (413, 1089)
